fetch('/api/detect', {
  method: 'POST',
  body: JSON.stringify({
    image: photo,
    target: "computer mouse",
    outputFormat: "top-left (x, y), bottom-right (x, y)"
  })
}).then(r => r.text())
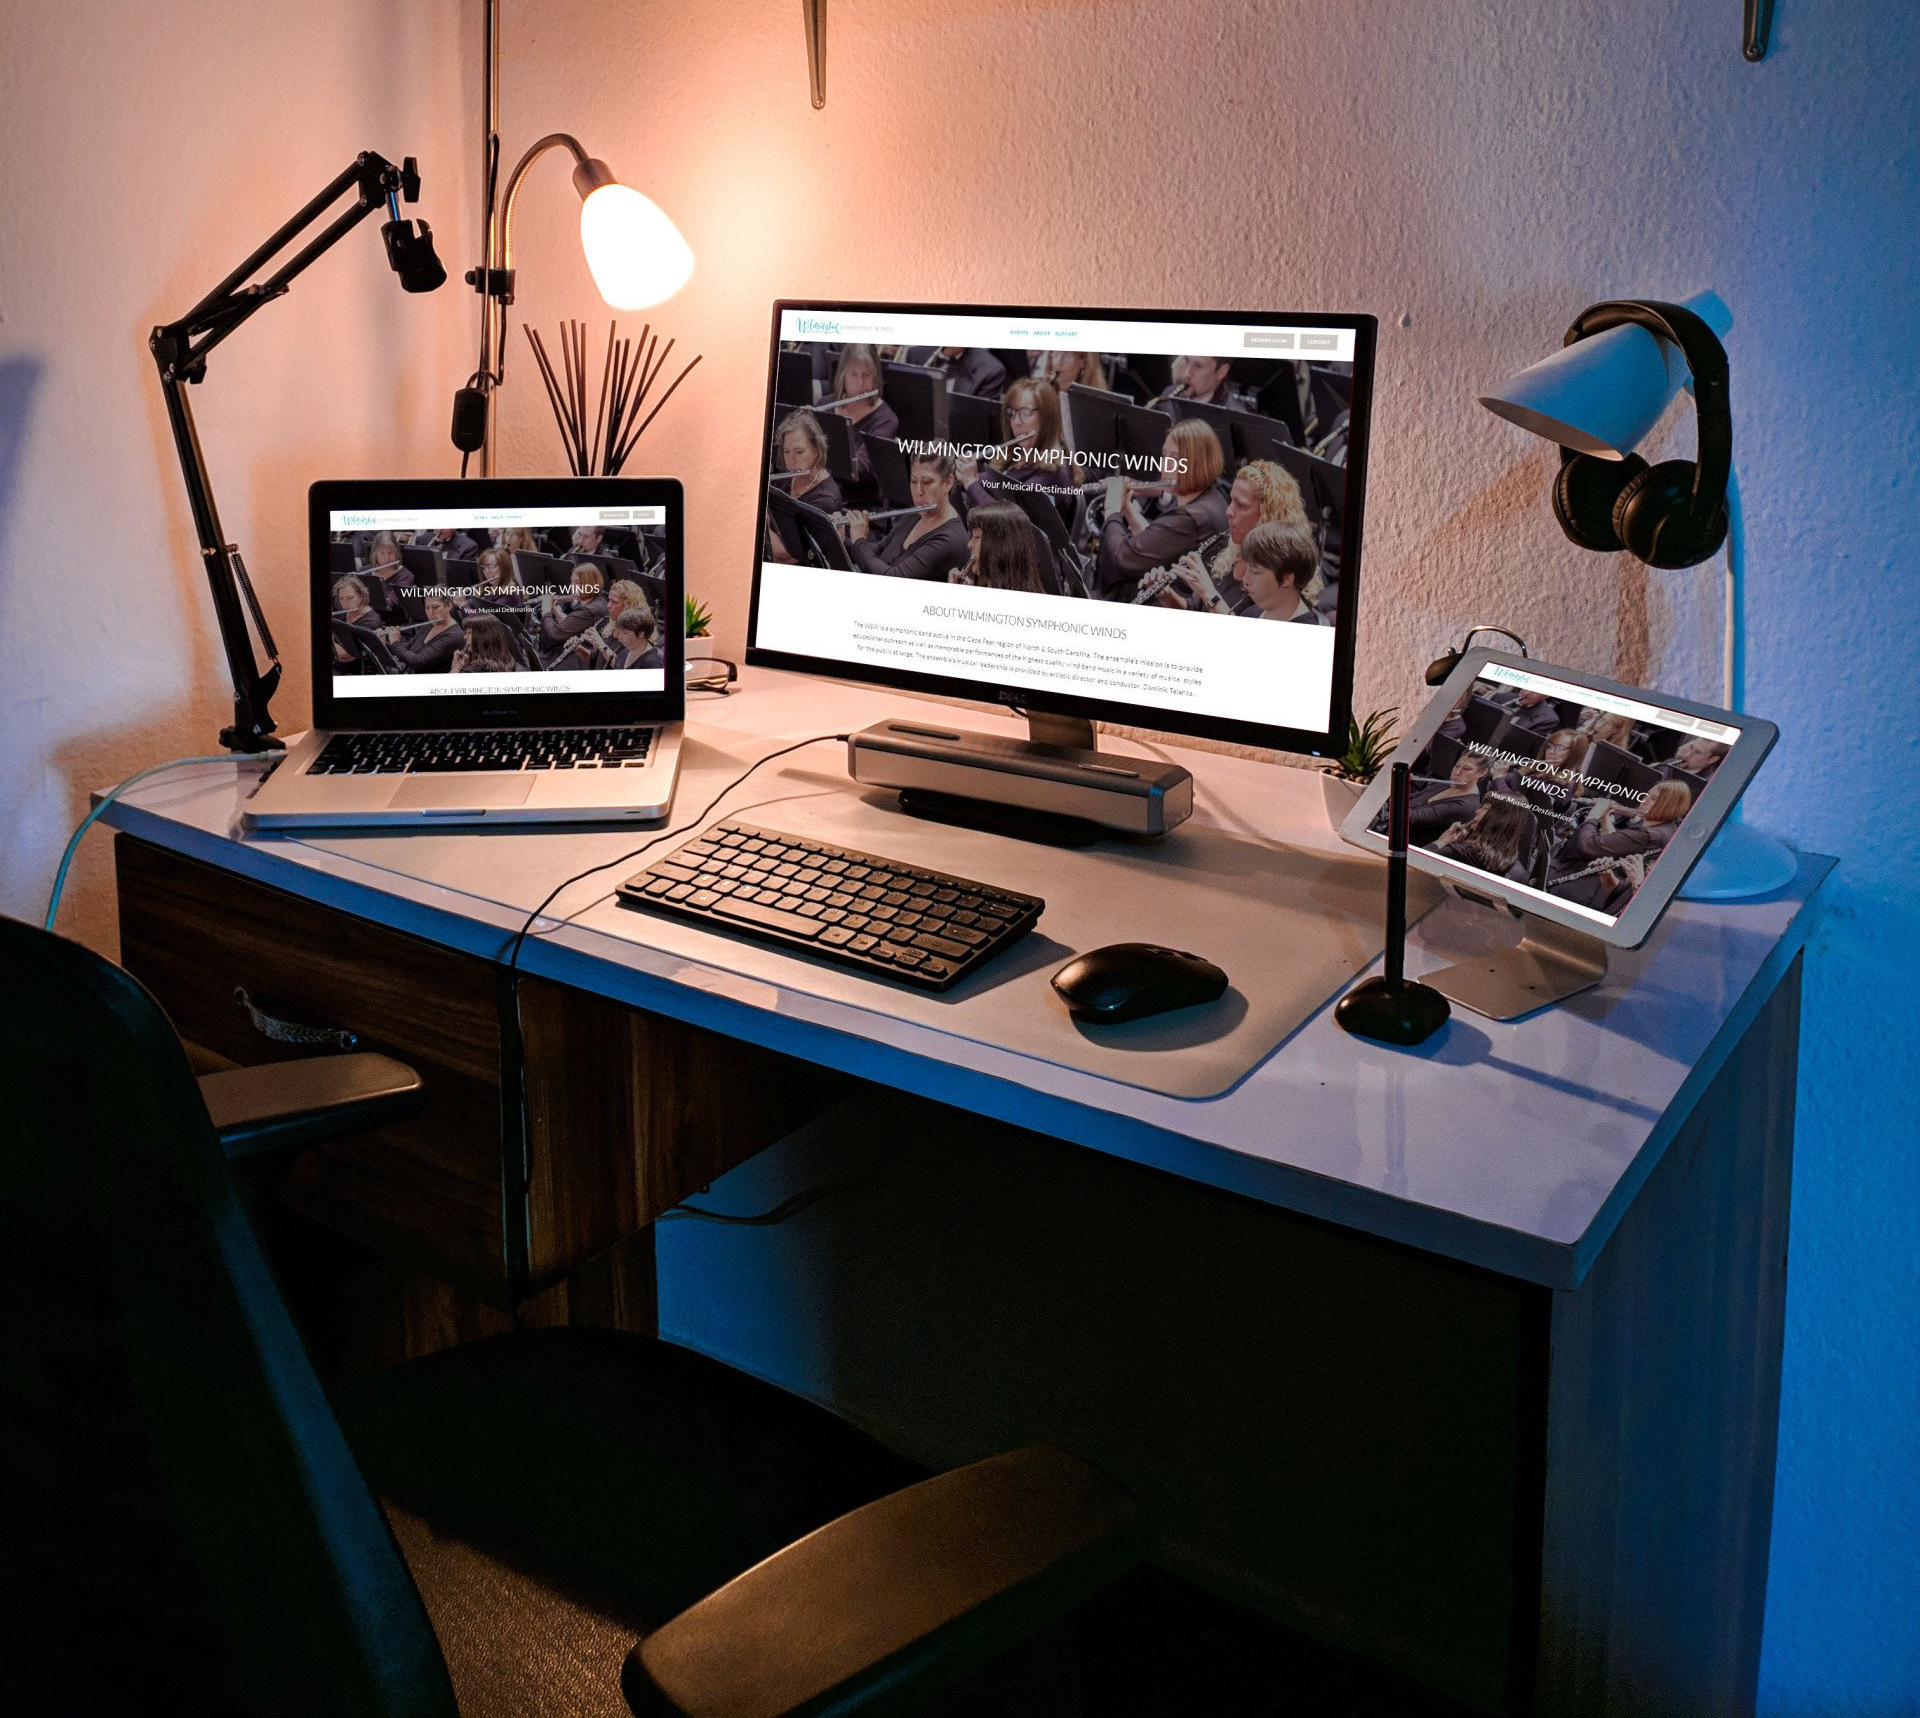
top-left (1051, 942), bottom-right (1229, 1025)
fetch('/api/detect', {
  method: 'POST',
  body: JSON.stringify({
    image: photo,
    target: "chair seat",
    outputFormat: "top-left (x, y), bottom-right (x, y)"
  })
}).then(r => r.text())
top-left (387, 1504), bottom-right (635, 1718)
top-left (337, 1327), bottom-right (926, 1634)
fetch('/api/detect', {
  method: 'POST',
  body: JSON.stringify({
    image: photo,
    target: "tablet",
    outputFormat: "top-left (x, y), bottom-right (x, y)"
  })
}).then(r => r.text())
top-left (1339, 651), bottom-right (1777, 950)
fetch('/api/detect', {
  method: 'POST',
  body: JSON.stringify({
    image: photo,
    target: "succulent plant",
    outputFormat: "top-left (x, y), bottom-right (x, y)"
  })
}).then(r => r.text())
top-left (1330, 707), bottom-right (1399, 784)
top-left (684, 594), bottom-right (712, 639)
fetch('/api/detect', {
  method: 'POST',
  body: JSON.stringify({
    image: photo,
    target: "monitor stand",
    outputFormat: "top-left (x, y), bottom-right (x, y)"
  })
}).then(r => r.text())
top-left (1421, 897), bottom-right (1610, 1021)
top-left (845, 709), bottom-right (1195, 847)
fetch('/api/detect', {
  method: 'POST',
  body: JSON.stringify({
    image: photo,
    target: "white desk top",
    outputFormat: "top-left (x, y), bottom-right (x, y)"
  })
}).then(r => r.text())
top-left (101, 669), bottom-right (1830, 1290)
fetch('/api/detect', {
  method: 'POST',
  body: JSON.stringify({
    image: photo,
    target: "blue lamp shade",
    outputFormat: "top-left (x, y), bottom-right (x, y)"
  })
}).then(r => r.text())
top-left (1477, 289), bottom-right (1732, 457)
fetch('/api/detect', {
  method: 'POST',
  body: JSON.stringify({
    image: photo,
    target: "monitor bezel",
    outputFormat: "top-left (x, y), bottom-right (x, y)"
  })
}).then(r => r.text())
top-left (743, 299), bottom-right (1376, 761)
top-left (309, 476), bottom-right (685, 733)
top-left (1338, 649), bottom-right (1781, 950)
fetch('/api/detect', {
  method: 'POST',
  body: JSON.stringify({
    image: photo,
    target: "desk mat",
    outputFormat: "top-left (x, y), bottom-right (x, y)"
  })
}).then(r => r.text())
top-left (295, 759), bottom-right (1438, 1101)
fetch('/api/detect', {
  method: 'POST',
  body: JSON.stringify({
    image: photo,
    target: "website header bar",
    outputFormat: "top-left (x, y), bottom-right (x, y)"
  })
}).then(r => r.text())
top-left (778, 309), bottom-right (1355, 363)
top-left (1480, 661), bottom-right (1741, 743)
top-left (329, 506), bottom-right (665, 531)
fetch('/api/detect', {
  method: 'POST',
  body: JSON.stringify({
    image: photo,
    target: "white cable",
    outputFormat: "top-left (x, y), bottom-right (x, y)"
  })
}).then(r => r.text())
top-left (43, 754), bottom-right (263, 931)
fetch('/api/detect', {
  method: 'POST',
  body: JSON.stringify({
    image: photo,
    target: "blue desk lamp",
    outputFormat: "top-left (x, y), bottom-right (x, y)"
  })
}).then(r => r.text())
top-left (1478, 291), bottom-right (1797, 899)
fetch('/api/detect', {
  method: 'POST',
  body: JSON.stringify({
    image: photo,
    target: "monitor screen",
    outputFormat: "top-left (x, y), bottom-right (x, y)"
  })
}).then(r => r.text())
top-left (1375, 660), bottom-right (1745, 928)
top-left (745, 301), bottom-right (1374, 756)
top-left (324, 502), bottom-right (670, 698)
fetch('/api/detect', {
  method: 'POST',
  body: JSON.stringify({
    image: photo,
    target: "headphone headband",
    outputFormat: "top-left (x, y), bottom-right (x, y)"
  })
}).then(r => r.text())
top-left (1562, 300), bottom-right (1731, 525)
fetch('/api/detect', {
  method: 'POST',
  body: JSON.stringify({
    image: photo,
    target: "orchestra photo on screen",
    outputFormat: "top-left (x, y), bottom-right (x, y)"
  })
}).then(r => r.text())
top-left (762, 339), bottom-right (1356, 624)
top-left (1383, 677), bottom-right (1731, 918)
top-left (328, 522), bottom-right (667, 677)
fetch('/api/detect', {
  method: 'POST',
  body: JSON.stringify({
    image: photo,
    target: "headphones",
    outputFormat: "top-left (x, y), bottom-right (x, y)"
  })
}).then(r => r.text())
top-left (1550, 300), bottom-right (1731, 570)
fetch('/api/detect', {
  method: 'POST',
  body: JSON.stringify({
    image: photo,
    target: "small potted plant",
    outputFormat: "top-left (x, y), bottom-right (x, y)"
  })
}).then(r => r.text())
top-left (684, 594), bottom-right (713, 643)
top-left (1321, 706), bottom-right (1399, 827)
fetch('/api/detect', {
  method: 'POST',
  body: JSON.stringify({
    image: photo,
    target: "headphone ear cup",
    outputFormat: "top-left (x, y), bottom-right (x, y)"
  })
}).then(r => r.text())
top-left (1612, 459), bottom-right (1729, 568)
top-left (1553, 453), bottom-right (1645, 552)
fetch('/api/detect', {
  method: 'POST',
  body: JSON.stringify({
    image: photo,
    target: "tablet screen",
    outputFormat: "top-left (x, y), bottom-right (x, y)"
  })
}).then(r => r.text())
top-left (1372, 660), bottom-right (1743, 928)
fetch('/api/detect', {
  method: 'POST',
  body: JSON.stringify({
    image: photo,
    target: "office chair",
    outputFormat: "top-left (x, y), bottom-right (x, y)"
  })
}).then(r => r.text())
top-left (0, 918), bottom-right (1145, 1718)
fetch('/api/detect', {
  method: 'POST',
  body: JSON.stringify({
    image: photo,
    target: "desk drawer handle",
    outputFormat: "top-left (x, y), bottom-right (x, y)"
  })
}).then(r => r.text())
top-left (234, 987), bottom-right (359, 1052)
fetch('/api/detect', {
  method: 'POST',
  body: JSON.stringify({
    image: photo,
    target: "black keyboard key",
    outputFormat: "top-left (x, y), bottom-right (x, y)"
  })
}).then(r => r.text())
top-left (713, 897), bottom-right (824, 939)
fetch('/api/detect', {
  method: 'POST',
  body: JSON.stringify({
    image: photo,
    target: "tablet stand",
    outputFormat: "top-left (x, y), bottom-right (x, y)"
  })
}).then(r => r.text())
top-left (1422, 899), bottom-right (1610, 1021)
top-left (1335, 762), bottom-right (1450, 1046)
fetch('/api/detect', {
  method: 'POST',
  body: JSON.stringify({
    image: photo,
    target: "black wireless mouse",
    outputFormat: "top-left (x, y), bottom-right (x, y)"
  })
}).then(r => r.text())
top-left (1051, 942), bottom-right (1229, 1025)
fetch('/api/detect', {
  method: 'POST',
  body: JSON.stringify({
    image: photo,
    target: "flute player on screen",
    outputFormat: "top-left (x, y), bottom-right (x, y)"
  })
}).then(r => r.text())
top-left (1091, 419), bottom-right (1228, 603)
top-left (842, 451), bottom-right (967, 582)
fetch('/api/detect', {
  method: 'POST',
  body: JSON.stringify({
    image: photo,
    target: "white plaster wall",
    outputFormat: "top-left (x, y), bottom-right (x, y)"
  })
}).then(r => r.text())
top-left (4, 0), bottom-right (1916, 1706)
top-left (0, 0), bottom-right (475, 946)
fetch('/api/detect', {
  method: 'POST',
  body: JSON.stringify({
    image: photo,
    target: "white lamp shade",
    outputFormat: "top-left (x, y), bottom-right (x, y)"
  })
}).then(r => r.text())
top-left (1479, 289), bottom-right (1732, 458)
top-left (578, 184), bottom-right (694, 310)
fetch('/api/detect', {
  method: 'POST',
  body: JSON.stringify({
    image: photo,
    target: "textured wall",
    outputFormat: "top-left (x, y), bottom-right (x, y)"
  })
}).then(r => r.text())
top-left (0, 0), bottom-right (475, 943)
top-left (3, 0), bottom-right (1916, 1707)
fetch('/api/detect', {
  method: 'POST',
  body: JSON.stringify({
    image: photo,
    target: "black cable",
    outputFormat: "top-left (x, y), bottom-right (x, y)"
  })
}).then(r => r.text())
top-left (502, 731), bottom-right (847, 976)
top-left (496, 732), bottom-right (849, 1231)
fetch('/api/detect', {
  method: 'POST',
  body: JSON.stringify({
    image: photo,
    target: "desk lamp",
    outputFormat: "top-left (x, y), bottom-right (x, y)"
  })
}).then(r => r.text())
top-left (1478, 291), bottom-right (1797, 899)
top-left (453, 8), bottom-right (694, 474)
top-left (455, 134), bottom-right (693, 473)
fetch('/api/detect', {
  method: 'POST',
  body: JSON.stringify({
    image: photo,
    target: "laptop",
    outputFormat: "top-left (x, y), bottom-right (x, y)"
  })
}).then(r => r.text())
top-left (244, 476), bottom-right (685, 828)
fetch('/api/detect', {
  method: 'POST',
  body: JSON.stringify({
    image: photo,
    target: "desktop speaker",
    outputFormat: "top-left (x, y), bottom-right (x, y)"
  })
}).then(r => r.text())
top-left (847, 720), bottom-right (1193, 840)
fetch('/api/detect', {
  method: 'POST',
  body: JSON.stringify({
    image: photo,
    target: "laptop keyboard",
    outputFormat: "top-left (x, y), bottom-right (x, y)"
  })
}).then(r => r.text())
top-left (309, 728), bottom-right (655, 774)
top-left (617, 820), bottom-right (1043, 991)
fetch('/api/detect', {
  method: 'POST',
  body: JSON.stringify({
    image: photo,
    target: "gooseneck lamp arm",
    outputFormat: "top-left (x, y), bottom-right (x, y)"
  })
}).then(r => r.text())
top-left (149, 151), bottom-right (444, 752)
top-left (459, 134), bottom-right (645, 473)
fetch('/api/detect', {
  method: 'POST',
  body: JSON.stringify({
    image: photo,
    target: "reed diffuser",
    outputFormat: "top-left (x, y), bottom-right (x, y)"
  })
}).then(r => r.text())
top-left (523, 319), bottom-right (702, 475)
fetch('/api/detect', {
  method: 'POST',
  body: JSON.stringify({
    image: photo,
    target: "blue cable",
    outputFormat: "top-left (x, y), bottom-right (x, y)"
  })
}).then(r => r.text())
top-left (44, 755), bottom-right (261, 931)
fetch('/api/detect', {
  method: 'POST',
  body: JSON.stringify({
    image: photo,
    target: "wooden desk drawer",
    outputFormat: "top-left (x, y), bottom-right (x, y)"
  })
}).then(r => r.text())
top-left (114, 836), bottom-right (843, 1320)
top-left (115, 835), bottom-right (511, 1295)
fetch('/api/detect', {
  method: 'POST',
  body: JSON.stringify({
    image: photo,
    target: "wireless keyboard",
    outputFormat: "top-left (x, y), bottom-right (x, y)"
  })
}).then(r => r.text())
top-left (617, 820), bottom-right (1043, 991)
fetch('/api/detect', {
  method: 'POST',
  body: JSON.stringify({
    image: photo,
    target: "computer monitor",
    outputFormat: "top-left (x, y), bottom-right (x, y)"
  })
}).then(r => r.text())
top-left (746, 300), bottom-right (1376, 767)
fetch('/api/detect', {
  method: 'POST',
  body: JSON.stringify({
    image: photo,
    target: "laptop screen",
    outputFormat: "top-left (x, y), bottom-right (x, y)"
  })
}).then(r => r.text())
top-left (325, 502), bottom-right (670, 699)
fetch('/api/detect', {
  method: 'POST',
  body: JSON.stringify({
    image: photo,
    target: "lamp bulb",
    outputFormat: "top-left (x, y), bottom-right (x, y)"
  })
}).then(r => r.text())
top-left (578, 184), bottom-right (694, 310)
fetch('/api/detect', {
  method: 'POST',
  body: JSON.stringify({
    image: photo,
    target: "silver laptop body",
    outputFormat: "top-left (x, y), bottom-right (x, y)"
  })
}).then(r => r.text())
top-left (245, 476), bottom-right (687, 830)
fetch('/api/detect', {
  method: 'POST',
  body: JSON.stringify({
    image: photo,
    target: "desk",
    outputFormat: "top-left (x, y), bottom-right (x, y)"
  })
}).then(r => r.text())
top-left (103, 668), bottom-right (1828, 1716)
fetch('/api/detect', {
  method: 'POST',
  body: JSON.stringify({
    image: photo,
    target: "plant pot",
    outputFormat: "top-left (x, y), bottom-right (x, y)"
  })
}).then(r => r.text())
top-left (1320, 771), bottom-right (1367, 830)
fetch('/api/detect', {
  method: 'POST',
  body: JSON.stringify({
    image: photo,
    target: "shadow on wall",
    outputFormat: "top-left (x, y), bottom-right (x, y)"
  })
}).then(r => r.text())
top-left (0, 358), bottom-right (43, 569)
top-left (1390, 448), bottom-right (1660, 687)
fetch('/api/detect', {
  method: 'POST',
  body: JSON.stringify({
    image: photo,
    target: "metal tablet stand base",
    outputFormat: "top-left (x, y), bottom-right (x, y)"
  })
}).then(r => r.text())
top-left (1424, 900), bottom-right (1610, 1022)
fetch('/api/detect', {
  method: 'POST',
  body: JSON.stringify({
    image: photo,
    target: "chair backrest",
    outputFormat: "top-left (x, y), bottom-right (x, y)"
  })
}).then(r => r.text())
top-left (0, 917), bottom-right (456, 1718)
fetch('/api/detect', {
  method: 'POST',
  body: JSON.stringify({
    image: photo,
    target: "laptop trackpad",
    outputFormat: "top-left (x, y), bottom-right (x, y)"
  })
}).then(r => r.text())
top-left (388, 776), bottom-right (535, 812)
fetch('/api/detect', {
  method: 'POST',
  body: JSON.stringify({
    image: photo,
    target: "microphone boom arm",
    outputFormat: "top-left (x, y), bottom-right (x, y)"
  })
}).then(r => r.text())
top-left (150, 150), bottom-right (440, 751)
